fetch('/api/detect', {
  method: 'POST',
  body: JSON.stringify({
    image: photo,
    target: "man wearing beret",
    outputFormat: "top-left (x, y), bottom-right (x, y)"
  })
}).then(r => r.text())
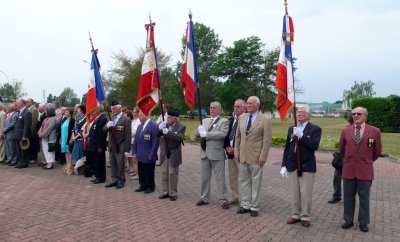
top-left (157, 109), bottom-right (186, 201)
top-left (103, 101), bottom-right (132, 189)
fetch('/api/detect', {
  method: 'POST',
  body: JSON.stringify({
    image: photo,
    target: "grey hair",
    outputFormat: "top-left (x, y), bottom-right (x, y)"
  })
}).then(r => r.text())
top-left (248, 96), bottom-right (260, 106)
top-left (210, 101), bottom-right (222, 109)
top-left (46, 103), bottom-right (56, 117)
top-left (298, 105), bottom-right (311, 115)
top-left (353, 107), bottom-right (368, 115)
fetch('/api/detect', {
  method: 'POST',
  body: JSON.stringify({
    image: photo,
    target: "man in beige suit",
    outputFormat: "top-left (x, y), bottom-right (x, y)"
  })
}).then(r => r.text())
top-left (26, 98), bottom-right (39, 163)
top-left (0, 103), bottom-right (6, 162)
top-left (235, 96), bottom-right (272, 217)
top-left (196, 102), bottom-right (230, 209)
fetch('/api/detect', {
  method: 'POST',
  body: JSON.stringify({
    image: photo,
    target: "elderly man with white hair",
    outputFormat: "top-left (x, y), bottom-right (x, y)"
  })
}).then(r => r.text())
top-left (0, 102), bottom-right (7, 162)
top-left (280, 105), bottom-right (322, 227)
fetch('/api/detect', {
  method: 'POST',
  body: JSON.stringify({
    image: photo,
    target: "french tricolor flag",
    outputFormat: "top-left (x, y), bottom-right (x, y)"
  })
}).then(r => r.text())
top-left (180, 16), bottom-right (198, 111)
top-left (276, 15), bottom-right (295, 121)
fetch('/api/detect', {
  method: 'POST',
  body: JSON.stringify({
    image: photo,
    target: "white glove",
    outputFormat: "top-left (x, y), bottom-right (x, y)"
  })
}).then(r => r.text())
top-left (162, 128), bottom-right (168, 135)
top-left (280, 166), bottom-right (288, 178)
top-left (293, 127), bottom-right (303, 139)
top-left (158, 121), bottom-right (167, 130)
top-left (197, 126), bottom-right (206, 138)
top-left (106, 121), bottom-right (114, 128)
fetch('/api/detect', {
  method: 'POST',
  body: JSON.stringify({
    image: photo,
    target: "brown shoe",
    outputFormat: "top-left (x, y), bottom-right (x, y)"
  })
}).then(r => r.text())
top-left (221, 202), bottom-right (230, 210)
top-left (287, 218), bottom-right (300, 224)
top-left (196, 199), bottom-right (208, 206)
top-left (301, 220), bottom-right (311, 227)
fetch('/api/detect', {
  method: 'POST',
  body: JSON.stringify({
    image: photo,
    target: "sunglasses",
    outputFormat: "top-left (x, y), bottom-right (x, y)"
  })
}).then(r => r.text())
top-left (352, 112), bottom-right (363, 116)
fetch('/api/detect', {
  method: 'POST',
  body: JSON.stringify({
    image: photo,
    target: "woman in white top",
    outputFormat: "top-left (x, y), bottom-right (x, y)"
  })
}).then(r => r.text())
top-left (125, 107), bottom-right (141, 179)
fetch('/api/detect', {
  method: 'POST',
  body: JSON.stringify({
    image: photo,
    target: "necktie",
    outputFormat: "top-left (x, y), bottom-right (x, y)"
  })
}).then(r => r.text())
top-left (246, 115), bottom-right (253, 133)
top-left (356, 125), bottom-right (361, 144)
top-left (229, 118), bottom-right (238, 141)
top-left (208, 118), bottom-right (216, 132)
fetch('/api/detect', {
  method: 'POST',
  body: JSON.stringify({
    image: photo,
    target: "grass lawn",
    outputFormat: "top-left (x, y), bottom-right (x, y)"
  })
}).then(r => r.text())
top-left (178, 117), bottom-right (400, 157)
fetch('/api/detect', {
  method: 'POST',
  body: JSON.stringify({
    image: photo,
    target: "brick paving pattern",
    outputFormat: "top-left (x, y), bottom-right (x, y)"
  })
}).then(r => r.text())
top-left (0, 144), bottom-right (399, 241)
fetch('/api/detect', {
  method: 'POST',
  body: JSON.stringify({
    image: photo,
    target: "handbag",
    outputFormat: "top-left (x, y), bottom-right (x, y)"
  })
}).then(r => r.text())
top-left (331, 150), bottom-right (344, 169)
top-left (48, 142), bottom-right (57, 152)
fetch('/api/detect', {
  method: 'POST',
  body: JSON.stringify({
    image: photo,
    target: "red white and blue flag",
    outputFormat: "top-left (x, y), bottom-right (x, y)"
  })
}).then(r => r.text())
top-left (180, 18), bottom-right (198, 110)
top-left (86, 50), bottom-right (106, 124)
top-left (137, 22), bottom-right (159, 117)
top-left (276, 15), bottom-right (295, 121)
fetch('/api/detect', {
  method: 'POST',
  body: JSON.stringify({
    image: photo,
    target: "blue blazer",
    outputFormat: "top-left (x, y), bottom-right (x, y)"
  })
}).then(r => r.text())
top-left (282, 122), bottom-right (322, 173)
top-left (133, 120), bottom-right (160, 163)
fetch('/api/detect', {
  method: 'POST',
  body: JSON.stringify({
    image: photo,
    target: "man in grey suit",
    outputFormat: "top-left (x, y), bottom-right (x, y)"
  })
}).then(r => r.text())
top-left (104, 101), bottom-right (132, 189)
top-left (196, 101), bottom-right (230, 209)
top-left (0, 103), bottom-right (7, 162)
top-left (14, 99), bottom-right (32, 169)
top-left (2, 103), bottom-right (18, 166)
top-left (157, 109), bottom-right (186, 201)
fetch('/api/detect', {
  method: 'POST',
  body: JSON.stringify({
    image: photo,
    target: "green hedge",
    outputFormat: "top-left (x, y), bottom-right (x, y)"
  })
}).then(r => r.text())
top-left (352, 97), bottom-right (400, 133)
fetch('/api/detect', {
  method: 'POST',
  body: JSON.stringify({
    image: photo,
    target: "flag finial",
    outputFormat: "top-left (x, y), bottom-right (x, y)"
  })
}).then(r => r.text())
top-left (189, 9), bottom-right (192, 20)
top-left (88, 31), bottom-right (95, 53)
top-left (148, 11), bottom-right (152, 24)
top-left (284, 0), bottom-right (289, 15)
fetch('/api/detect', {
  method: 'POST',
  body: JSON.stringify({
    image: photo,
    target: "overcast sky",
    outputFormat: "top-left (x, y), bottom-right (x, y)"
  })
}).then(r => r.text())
top-left (1, 0), bottom-right (399, 104)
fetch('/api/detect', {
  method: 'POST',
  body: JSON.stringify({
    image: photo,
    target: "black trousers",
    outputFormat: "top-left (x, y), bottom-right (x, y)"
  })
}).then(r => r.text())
top-left (332, 168), bottom-right (342, 199)
top-left (15, 140), bottom-right (29, 166)
top-left (343, 179), bottom-right (372, 226)
top-left (27, 135), bottom-right (39, 161)
top-left (138, 161), bottom-right (155, 190)
top-left (87, 150), bottom-right (106, 182)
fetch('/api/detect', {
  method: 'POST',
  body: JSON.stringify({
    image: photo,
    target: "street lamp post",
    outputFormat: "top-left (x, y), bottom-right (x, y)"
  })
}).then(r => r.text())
top-left (0, 70), bottom-right (10, 83)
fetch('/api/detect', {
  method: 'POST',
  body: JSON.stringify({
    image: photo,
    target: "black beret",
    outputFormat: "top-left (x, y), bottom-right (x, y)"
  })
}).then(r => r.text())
top-left (111, 100), bottom-right (120, 106)
top-left (167, 109), bottom-right (179, 117)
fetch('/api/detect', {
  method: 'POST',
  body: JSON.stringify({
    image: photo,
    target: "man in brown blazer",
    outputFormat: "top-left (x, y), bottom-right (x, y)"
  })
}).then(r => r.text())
top-left (340, 107), bottom-right (382, 232)
top-left (235, 96), bottom-right (272, 217)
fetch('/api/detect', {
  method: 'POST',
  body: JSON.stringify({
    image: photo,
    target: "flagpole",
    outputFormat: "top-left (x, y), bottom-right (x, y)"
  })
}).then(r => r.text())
top-left (189, 10), bottom-right (203, 125)
top-left (283, 0), bottom-right (301, 177)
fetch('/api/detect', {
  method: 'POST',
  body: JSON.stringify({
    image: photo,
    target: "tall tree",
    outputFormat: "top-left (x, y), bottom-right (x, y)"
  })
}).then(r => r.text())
top-left (46, 93), bottom-right (58, 103)
top-left (343, 80), bottom-right (376, 108)
top-left (59, 87), bottom-right (79, 107)
top-left (0, 79), bottom-right (26, 103)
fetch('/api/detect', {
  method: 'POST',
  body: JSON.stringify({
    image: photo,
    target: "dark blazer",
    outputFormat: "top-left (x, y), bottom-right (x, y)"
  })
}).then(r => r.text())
top-left (87, 114), bottom-right (107, 152)
top-left (14, 108), bottom-right (32, 140)
top-left (157, 121), bottom-right (186, 167)
top-left (224, 116), bottom-right (236, 159)
top-left (282, 122), bottom-right (322, 173)
top-left (340, 124), bottom-right (382, 180)
top-left (103, 114), bottom-right (132, 153)
top-left (133, 120), bottom-right (160, 163)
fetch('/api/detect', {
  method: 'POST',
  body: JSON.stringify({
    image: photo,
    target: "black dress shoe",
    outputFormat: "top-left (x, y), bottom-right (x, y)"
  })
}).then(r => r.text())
top-left (159, 194), bottom-right (170, 199)
top-left (328, 197), bottom-right (341, 204)
top-left (250, 210), bottom-right (259, 217)
top-left (341, 222), bottom-right (354, 229)
top-left (43, 165), bottom-right (54, 170)
top-left (3, 161), bottom-right (10, 165)
top-left (134, 187), bottom-right (146, 192)
top-left (115, 183), bottom-right (124, 189)
top-left (169, 196), bottom-right (177, 201)
top-left (93, 179), bottom-right (105, 184)
top-left (144, 189), bottom-right (154, 194)
top-left (90, 179), bottom-right (97, 183)
top-left (105, 182), bottom-right (118, 188)
top-left (17, 164), bottom-right (28, 169)
top-left (8, 162), bottom-right (16, 166)
top-left (237, 207), bottom-right (251, 214)
top-left (359, 225), bottom-right (369, 232)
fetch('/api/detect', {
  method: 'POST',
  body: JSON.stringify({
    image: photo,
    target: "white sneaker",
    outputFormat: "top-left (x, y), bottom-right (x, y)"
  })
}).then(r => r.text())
top-left (130, 175), bottom-right (139, 180)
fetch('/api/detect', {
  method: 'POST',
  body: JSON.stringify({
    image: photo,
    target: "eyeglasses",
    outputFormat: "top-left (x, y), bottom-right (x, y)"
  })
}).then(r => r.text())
top-left (352, 112), bottom-right (363, 116)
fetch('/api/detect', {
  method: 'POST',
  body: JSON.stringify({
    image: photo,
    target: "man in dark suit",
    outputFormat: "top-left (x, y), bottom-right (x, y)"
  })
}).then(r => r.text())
top-left (340, 107), bottom-right (382, 232)
top-left (157, 109), bottom-right (186, 201)
top-left (14, 99), bottom-right (32, 169)
top-left (281, 105), bottom-right (322, 227)
top-left (103, 101), bottom-right (132, 189)
top-left (224, 99), bottom-right (246, 205)
top-left (87, 109), bottom-right (108, 184)
top-left (132, 110), bottom-right (160, 193)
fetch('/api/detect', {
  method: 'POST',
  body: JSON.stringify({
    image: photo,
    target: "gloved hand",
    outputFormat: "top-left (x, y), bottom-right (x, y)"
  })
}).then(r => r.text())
top-left (198, 125), bottom-right (206, 138)
top-left (162, 128), bottom-right (168, 135)
top-left (158, 121), bottom-right (167, 130)
top-left (293, 127), bottom-right (303, 139)
top-left (280, 166), bottom-right (288, 178)
top-left (106, 121), bottom-right (114, 128)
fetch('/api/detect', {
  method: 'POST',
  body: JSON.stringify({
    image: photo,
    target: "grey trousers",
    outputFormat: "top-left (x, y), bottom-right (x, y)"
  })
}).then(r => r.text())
top-left (200, 158), bottom-right (228, 204)
top-left (343, 179), bottom-right (372, 226)
top-left (161, 159), bottom-right (179, 197)
top-left (5, 139), bottom-right (17, 163)
top-left (109, 151), bottom-right (126, 184)
top-left (332, 168), bottom-right (342, 199)
top-left (288, 171), bottom-right (315, 221)
top-left (0, 138), bottom-right (5, 161)
top-left (239, 162), bottom-right (263, 211)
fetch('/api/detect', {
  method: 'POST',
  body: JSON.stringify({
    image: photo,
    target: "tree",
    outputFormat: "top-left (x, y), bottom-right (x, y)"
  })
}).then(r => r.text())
top-left (177, 22), bottom-right (223, 110)
top-left (58, 87), bottom-right (79, 107)
top-left (0, 79), bottom-right (26, 103)
top-left (47, 93), bottom-right (58, 103)
top-left (343, 80), bottom-right (376, 108)
top-left (81, 93), bottom-right (87, 105)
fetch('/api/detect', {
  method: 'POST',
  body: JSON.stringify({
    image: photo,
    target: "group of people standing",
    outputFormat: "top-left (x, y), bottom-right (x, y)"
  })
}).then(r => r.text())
top-left (1, 97), bottom-right (382, 232)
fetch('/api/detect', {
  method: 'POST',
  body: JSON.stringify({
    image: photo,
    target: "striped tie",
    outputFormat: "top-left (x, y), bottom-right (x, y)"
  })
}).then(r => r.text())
top-left (355, 125), bottom-right (361, 145)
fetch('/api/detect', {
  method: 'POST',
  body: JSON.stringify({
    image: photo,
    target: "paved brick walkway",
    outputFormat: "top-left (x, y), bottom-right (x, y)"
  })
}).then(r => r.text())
top-left (0, 144), bottom-right (399, 241)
